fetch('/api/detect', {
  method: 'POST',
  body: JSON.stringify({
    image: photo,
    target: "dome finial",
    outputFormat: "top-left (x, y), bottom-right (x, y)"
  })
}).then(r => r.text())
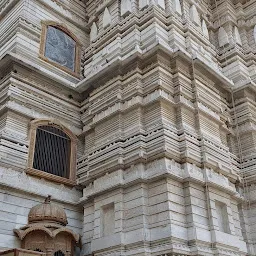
top-left (45, 195), bottom-right (51, 204)
top-left (28, 195), bottom-right (67, 225)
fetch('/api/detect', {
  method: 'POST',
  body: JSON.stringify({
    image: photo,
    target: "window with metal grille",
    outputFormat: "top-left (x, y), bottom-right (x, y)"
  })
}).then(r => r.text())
top-left (54, 251), bottom-right (65, 256)
top-left (33, 125), bottom-right (71, 178)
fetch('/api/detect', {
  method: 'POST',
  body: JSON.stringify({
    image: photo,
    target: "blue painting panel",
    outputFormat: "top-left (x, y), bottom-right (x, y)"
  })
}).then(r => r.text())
top-left (45, 26), bottom-right (76, 71)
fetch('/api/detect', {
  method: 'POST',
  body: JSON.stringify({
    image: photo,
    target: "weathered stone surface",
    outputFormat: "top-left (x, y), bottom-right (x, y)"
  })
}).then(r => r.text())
top-left (1, 0), bottom-right (256, 256)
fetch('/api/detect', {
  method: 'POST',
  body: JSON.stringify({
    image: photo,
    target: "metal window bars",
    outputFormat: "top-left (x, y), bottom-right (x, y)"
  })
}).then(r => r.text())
top-left (33, 126), bottom-right (71, 178)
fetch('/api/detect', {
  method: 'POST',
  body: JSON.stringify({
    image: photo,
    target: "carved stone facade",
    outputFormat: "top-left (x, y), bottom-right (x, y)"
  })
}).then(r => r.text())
top-left (14, 196), bottom-right (80, 256)
top-left (1, 0), bottom-right (256, 256)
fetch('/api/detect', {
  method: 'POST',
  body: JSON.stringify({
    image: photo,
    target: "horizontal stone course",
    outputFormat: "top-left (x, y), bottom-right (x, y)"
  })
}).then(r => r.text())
top-left (2, 0), bottom-right (256, 255)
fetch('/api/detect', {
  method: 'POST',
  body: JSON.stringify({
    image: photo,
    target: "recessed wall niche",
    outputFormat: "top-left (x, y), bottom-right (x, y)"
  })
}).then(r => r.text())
top-left (101, 203), bottom-right (115, 236)
top-left (215, 201), bottom-right (230, 234)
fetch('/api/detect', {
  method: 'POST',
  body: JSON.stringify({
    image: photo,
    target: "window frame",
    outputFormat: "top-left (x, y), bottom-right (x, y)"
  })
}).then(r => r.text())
top-left (39, 21), bottom-right (81, 78)
top-left (27, 119), bottom-right (78, 186)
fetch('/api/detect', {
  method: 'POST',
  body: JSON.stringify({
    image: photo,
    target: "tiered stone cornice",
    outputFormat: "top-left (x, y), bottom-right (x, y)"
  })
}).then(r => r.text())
top-left (0, 0), bottom-right (19, 21)
top-left (78, 52), bottom-right (239, 190)
top-left (79, 7), bottom-right (224, 96)
top-left (1, 1), bottom-right (256, 255)
top-left (37, 0), bottom-right (88, 29)
top-left (0, 62), bottom-right (82, 171)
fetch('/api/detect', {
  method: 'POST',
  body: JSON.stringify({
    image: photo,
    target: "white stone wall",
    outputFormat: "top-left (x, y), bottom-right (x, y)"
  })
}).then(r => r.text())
top-left (0, 167), bottom-right (83, 251)
top-left (0, 1), bottom-right (86, 252)
top-left (0, 0), bottom-right (89, 83)
top-left (82, 168), bottom-right (247, 255)
top-left (1, 0), bottom-right (256, 256)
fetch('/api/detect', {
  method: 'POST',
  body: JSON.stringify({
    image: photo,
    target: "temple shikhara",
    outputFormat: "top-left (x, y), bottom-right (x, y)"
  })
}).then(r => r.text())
top-left (0, 0), bottom-right (256, 256)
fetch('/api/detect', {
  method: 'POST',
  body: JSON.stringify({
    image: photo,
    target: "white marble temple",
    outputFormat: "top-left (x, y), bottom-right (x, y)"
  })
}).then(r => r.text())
top-left (1, 0), bottom-right (256, 256)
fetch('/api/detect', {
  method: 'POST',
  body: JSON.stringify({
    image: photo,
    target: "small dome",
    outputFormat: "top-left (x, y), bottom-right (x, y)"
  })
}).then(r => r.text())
top-left (28, 196), bottom-right (68, 226)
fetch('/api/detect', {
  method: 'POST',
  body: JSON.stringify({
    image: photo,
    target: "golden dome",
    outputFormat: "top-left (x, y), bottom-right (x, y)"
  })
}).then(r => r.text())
top-left (28, 196), bottom-right (68, 226)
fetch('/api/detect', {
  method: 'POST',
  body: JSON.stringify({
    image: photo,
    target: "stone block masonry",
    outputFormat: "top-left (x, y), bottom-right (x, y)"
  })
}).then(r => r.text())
top-left (1, 0), bottom-right (256, 256)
